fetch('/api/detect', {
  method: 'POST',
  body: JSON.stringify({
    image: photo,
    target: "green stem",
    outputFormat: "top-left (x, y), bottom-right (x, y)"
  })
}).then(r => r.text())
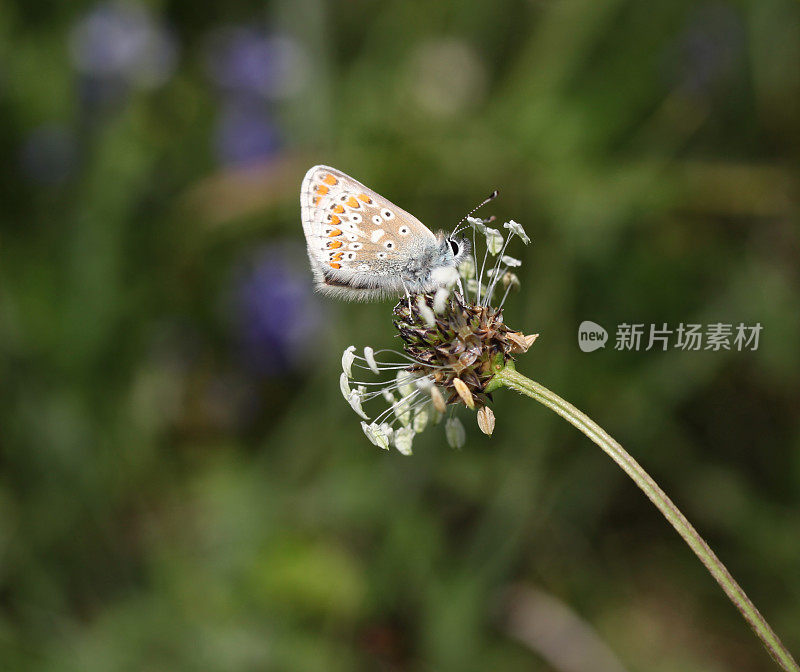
top-left (494, 364), bottom-right (799, 672)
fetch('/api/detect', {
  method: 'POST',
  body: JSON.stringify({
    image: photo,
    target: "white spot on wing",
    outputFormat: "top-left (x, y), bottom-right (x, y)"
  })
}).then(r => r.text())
top-left (371, 229), bottom-right (385, 242)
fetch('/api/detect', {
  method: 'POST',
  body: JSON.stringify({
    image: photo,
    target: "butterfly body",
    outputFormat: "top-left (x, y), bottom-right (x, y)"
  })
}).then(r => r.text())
top-left (301, 165), bottom-right (467, 301)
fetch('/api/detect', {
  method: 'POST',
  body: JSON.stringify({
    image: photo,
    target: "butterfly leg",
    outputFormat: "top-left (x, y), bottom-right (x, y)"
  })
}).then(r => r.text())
top-left (401, 279), bottom-right (412, 310)
top-left (455, 276), bottom-right (465, 300)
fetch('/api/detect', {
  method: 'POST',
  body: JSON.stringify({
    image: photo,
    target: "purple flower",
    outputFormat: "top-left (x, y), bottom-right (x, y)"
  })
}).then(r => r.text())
top-left (69, 1), bottom-right (177, 89)
top-left (19, 124), bottom-right (78, 184)
top-left (229, 245), bottom-right (325, 376)
top-left (206, 27), bottom-right (309, 100)
top-left (666, 3), bottom-right (744, 95)
top-left (214, 100), bottom-right (282, 167)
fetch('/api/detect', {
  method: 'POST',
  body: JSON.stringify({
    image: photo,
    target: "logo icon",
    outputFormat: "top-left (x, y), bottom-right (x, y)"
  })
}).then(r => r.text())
top-left (578, 321), bottom-right (608, 352)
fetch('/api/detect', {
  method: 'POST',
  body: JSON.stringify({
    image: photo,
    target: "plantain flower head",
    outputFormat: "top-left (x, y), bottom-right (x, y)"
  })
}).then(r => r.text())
top-left (340, 216), bottom-right (537, 454)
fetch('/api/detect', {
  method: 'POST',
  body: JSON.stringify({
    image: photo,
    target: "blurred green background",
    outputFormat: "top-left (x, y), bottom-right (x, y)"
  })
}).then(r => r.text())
top-left (1, 0), bottom-right (799, 670)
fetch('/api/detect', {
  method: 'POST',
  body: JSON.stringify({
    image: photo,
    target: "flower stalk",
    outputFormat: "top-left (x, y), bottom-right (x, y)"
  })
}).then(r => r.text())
top-left (493, 363), bottom-right (799, 672)
top-left (335, 207), bottom-right (797, 670)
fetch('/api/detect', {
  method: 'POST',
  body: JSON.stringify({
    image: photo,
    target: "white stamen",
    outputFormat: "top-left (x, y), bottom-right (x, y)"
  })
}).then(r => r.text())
top-left (393, 427), bottom-right (415, 455)
top-left (445, 417), bottom-right (466, 448)
top-left (376, 423), bottom-right (394, 449)
top-left (467, 216), bottom-right (488, 234)
top-left (364, 346), bottom-right (380, 375)
top-left (499, 272), bottom-right (521, 308)
top-left (341, 345), bottom-right (356, 378)
top-left (485, 228), bottom-right (504, 255)
top-left (483, 232), bottom-right (515, 306)
top-left (458, 256), bottom-right (475, 280)
top-left (466, 279), bottom-right (487, 299)
top-left (413, 405), bottom-right (430, 433)
top-left (361, 421), bottom-right (377, 446)
top-left (476, 245), bottom-right (489, 304)
top-left (373, 386), bottom-right (416, 426)
top-left (390, 394), bottom-right (433, 431)
top-left (396, 371), bottom-right (416, 398)
top-left (347, 387), bottom-right (369, 420)
top-left (339, 372), bottom-right (351, 401)
top-left (415, 377), bottom-right (434, 391)
top-left (362, 421), bottom-right (392, 450)
top-left (393, 395), bottom-right (413, 427)
top-left (504, 219), bottom-right (530, 244)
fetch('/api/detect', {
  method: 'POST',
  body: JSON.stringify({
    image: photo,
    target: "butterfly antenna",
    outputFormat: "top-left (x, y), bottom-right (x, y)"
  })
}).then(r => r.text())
top-left (450, 190), bottom-right (499, 238)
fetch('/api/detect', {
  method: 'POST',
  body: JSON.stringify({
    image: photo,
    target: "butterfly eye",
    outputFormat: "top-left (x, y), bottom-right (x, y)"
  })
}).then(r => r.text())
top-left (382, 209), bottom-right (395, 220)
top-left (372, 215), bottom-right (383, 225)
top-left (398, 226), bottom-right (410, 235)
top-left (449, 239), bottom-right (460, 255)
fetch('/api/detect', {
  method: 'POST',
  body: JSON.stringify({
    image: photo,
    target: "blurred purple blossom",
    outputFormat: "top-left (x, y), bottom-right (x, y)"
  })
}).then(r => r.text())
top-left (214, 100), bottom-right (282, 167)
top-left (206, 27), bottom-right (309, 101)
top-left (19, 124), bottom-right (78, 184)
top-left (230, 245), bottom-right (325, 376)
top-left (69, 1), bottom-right (177, 89)
top-left (75, 73), bottom-right (131, 113)
top-left (666, 3), bottom-right (744, 95)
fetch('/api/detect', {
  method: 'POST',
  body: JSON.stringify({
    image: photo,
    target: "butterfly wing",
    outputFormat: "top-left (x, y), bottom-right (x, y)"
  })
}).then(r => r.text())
top-left (300, 165), bottom-right (439, 300)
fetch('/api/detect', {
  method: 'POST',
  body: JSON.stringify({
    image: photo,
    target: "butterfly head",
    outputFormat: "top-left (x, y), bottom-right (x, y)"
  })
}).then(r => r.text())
top-left (435, 232), bottom-right (469, 266)
top-left (425, 233), bottom-right (469, 288)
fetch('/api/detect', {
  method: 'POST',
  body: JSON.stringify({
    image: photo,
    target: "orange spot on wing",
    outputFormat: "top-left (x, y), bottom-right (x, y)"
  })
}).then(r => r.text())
top-left (327, 228), bottom-right (342, 237)
top-left (328, 240), bottom-right (343, 249)
top-left (357, 193), bottom-right (372, 203)
top-left (346, 196), bottom-right (359, 208)
top-left (330, 215), bottom-right (341, 225)
top-left (315, 184), bottom-right (329, 195)
top-left (329, 262), bottom-right (341, 269)
top-left (322, 174), bottom-right (338, 185)
top-left (331, 252), bottom-right (344, 261)
top-left (312, 196), bottom-right (320, 205)
top-left (332, 204), bottom-right (345, 214)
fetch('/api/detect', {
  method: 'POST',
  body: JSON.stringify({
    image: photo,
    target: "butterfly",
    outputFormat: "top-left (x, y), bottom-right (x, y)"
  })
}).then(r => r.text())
top-left (300, 165), bottom-right (469, 301)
